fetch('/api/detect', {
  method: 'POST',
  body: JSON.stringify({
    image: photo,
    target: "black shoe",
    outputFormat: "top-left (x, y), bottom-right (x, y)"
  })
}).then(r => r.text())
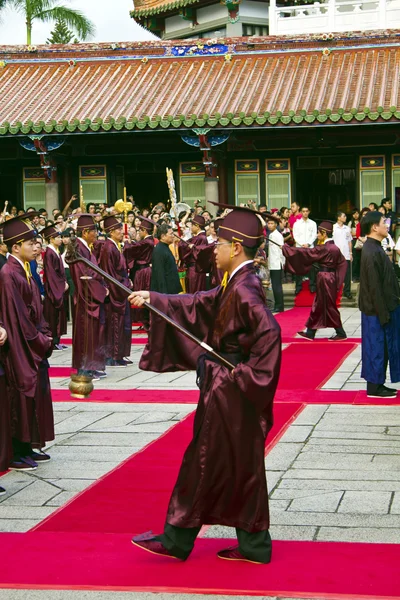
top-left (344, 294), bottom-right (353, 300)
top-left (297, 331), bottom-right (315, 340)
top-left (93, 370), bottom-right (107, 379)
top-left (106, 359), bottom-right (128, 368)
top-left (0, 487), bottom-right (6, 496)
top-left (329, 334), bottom-right (348, 341)
top-left (367, 385), bottom-right (397, 398)
top-left (383, 385), bottom-right (398, 395)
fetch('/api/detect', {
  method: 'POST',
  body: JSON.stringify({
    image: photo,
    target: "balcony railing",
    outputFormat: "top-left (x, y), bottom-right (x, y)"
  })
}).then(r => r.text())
top-left (269, 0), bottom-right (400, 35)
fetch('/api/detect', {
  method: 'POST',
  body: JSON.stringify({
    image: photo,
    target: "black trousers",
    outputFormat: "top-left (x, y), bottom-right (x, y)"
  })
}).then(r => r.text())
top-left (344, 260), bottom-right (352, 296)
top-left (295, 265), bottom-right (316, 294)
top-left (157, 523), bottom-right (272, 563)
top-left (270, 269), bottom-right (284, 312)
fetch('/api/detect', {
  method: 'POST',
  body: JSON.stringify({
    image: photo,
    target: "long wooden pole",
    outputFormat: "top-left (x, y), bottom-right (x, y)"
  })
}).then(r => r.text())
top-left (66, 247), bottom-right (235, 370)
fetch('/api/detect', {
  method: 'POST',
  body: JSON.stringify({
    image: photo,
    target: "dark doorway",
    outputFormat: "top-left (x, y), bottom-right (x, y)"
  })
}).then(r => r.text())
top-left (296, 168), bottom-right (356, 220)
top-left (0, 171), bottom-right (19, 212)
top-left (124, 171), bottom-right (169, 210)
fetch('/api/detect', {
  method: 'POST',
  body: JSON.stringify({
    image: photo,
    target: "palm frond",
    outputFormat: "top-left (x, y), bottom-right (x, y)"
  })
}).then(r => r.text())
top-left (34, 4), bottom-right (95, 39)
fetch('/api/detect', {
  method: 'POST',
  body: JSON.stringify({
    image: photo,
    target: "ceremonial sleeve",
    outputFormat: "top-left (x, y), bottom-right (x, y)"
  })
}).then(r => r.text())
top-left (178, 240), bottom-right (193, 264)
top-left (44, 251), bottom-right (65, 309)
top-left (99, 245), bottom-right (127, 314)
top-left (192, 242), bottom-right (215, 273)
top-left (139, 288), bottom-right (220, 372)
top-left (0, 271), bottom-right (51, 396)
top-left (282, 244), bottom-right (326, 275)
top-left (123, 240), bottom-right (153, 270)
top-left (232, 284), bottom-right (281, 422)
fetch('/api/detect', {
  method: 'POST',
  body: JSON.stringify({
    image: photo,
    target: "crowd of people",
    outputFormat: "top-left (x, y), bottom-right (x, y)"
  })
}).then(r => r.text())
top-left (0, 194), bottom-right (399, 500)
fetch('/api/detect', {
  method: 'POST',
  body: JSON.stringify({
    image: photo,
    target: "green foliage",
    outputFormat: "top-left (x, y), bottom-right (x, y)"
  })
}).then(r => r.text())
top-left (3, 0), bottom-right (95, 44)
top-left (46, 17), bottom-right (78, 43)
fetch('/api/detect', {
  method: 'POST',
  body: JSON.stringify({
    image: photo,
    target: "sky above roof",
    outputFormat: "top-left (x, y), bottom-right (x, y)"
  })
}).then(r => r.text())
top-left (0, 0), bottom-right (156, 45)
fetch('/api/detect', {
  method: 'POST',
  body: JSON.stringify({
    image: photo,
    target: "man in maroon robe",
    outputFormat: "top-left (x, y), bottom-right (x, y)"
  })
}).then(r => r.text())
top-left (283, 221), bottom-right (348, 340)
top-left (100, 216), bottom-right (132, 367)
top-left (0, 214), bottom-right (54, 470)
top-left (129, 207), bottom-right (281, 565)
top-left (123, 217), bottom-right (155, 291)
top-left (42, 225), bottom-right (68, 351)
top-left (0, 321), bottom-right (12, 491)
top-left (178, 214), bottom-right (209, 293)
top-left (69, 215), bottom-right (108, 380)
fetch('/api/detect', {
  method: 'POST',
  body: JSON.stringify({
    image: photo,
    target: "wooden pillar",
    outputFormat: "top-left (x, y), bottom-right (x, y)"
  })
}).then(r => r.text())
top-left (218, 157), bottom-right (228, 205)
top-left (45, 166), bottom-right (59, 214)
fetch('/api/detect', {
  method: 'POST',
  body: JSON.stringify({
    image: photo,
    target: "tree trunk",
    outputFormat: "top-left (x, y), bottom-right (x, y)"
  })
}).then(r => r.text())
top-left (26, 19), bottom-right (32, 45)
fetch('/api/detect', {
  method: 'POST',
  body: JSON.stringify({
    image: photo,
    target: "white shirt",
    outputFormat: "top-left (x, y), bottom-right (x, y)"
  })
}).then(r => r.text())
top-left (229, 260), bottom-right (254, 281)
top-left (293, 218), bottom-right (317, 248)
top-left (382, 233), bottom-right (395, 252)
top-left (333, 223), bottom-right (352, 260)
top-left (268, 230), bottom-right (285, 270)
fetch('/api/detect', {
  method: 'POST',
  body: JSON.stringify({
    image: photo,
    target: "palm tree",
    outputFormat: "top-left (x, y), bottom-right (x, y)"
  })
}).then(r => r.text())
top-left (5, 0), bottom-right (95, 45)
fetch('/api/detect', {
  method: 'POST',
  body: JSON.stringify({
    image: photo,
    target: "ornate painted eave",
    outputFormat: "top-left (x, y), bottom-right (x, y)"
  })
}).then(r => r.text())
top-left (1, 31), bottom-right (400, 137)
top-left (130, 0), bottom-right (201, 18)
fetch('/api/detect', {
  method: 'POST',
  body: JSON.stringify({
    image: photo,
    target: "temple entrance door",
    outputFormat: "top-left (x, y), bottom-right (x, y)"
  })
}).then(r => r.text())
top-left (0, 171), bottom-right (18, 212)
top-left (296, 168), bottom-right (356, 219)
top-left (125, 171), bottom-right (168, 211)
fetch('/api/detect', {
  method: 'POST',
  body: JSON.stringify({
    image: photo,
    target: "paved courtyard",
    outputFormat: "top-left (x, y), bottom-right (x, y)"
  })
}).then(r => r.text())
top-left (0, 308), bottom-right (399, 599)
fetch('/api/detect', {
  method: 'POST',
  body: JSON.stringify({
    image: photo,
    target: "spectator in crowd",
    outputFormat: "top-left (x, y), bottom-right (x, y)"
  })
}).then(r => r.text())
top-left (87, 203), bottom-right (96, 215)
top-left (0, 235), bottom-right (7, 270)
top-left (258, 203), bottom-right (268, 214)
top-left (381, 197), bottom-right (397, 236)
top-left (368, 202), bottom-right (379, 211)
top-left (292, 206), bottom-right (317, 294)
top-left (151, 223), bottom-right (181, 294)
top-left (288, 201), bottom-right (302, 232)
top-left (359, 211), bottom-right (400, 398)
top-left (348, 209), bottom-right (360, 281)
top-left (266, 217), bottom-right (284, 313)
top-left (333, 211), bottom-right (353, 300)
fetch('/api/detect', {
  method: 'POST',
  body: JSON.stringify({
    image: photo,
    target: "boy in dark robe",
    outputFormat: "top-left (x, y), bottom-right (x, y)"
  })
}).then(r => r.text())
top-left (282, 221), bottom-right (348, 341)
top-left (150, 224), bottom-right (181, 294)
top-left (358, 211), bottom-right (400, 398)
top-left (129, 207), bottom-right (281, 565)
top-left (42, 226), bottom-right (68, 351)
top-left (100, 216), bottom-right (132, 367)
top-left (69, 215), bottom-right (109, 380)
top-left (0, 321), bottom-right (12, 492)
top-left (178, 214), bottom-right (209, 293)
top-left (123, 217), bottom-right (155, 292)
top-left (0, 214), bottom-right (54, 470)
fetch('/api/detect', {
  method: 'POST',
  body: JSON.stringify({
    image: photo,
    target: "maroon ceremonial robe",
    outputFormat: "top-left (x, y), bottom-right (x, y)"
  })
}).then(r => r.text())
top-left (100, 239), bottom-right (132, 360)
top-left (124, 237), bottom-right (154, 291)
top-left (43, 246), bottom-right (67, 342)
top-left (70, 238), bottom-right (107, 371)
top-left (192, 241), bottom-right (223, 288)
top-left (283, 240), bottom-right (347, 330)
top-left (140, 264), bottom-right (281, 532)
top-left (178, 232), bottom-right (209, 293)
top-left (0, 256), bottom-right (54, 449)
top-left (0, 322), bottom-right (12, 471)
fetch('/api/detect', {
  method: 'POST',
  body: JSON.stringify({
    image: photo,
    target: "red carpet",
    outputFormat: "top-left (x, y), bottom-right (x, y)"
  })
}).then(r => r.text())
top-left (279, 342), bottom-right (356, 390)
top-left (60, 337), bottom-right (148, 345)
top-left (34, 402), bottom-right (302, 535)
top-left (50, 388), bottom-right (400, 406)
top-left (294, 280), bottom-right (315, 307)
top-left (282, 336), bottom-right (362, 343)
top-left (0, 533), bottom-right (398, 598)
top-left (274, 307), bottom-right (311, 338)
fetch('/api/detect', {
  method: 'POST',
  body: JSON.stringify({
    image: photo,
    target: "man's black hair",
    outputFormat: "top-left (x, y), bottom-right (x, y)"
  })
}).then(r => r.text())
top-left (361, 210), bottom-right (384, 236)
top-left (291, 200), bottom-right (300, 206)
top-left (369, 202), bottom-right (379, 211)
top-left (87, 202), bottom-right (96, 209)
top-left (242, 245), bottom-right (259, 260)
top-left (157, 223), bottom-right (171, 240)
top-left (381, 197), bottom-right (391, 206)
top-left (336, 210), bottom-right (346, 219)
top-left (301, 205), bottom-right (310, 211)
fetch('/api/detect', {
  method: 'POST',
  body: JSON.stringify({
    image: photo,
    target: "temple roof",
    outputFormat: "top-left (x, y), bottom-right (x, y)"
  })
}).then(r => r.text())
top-left (131, 0), bottom-right (201, 18)
top-left (0, 31), bottom-right (400, 137)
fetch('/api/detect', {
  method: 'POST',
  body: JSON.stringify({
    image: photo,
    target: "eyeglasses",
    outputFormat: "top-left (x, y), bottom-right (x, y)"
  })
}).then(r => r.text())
top-left (215, 242), bottom-right (231, 247)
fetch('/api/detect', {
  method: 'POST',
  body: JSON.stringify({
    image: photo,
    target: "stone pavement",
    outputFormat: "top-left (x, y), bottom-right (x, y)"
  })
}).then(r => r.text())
top-left (0, 307), bottom-right (399, 600)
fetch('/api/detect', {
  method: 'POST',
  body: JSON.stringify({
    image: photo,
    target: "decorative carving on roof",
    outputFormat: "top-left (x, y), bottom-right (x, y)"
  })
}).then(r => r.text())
top-left (131, 0), bottom-right (201, 18)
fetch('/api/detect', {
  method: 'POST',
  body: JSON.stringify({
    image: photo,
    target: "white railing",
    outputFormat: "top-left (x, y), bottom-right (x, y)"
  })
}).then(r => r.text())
top-left (269, 0), bottom-right (400, 35)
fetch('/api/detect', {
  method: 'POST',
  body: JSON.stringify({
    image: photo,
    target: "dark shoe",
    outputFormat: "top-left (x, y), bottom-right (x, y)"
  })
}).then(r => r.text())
top-left (21, 456), bottom-right (39, 468)
top-left (93, 370), bottom-right (107, 379)
top-left (0, 487), bottom-right (6, 496)
top-left (367, 385), bottom-right (397, 399)
top-left (309, 288), bottom-right (316, 293)
top-left (53, 344), bottom-right (64, 351)
top-left (272, 309), bottom-right (284, 314)
top-left (131, 533), bottom-right (182, 561)
top-left (344, 294), bottom-right (353, 300)
top-left (9, 460), bottom-right (37, 471)
top-left (61, 344), bottom-right (69, 350)
top-left (124, 357), bottom-right (133, 365)
top-left (329, 334), bottom-right (348, 341)
top-left (217, 546), bottom-right (268, 565)
top-left (107, 359), bottom-right (128, 368)
top-left (383, 385), bottom-right (398, 395)
top-left (30, 451), bottom-right (51, 462)
top-left (297, 331), bottom-right (315, 340)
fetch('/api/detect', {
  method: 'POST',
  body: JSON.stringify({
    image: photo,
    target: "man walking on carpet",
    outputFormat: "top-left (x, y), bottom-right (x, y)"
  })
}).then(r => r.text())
top-left (129, 206), bottom-right (281, 564)
top-left (282, 221), bottom-right (348, 341)
top-left (358, 211), bottom-right (400, 399)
